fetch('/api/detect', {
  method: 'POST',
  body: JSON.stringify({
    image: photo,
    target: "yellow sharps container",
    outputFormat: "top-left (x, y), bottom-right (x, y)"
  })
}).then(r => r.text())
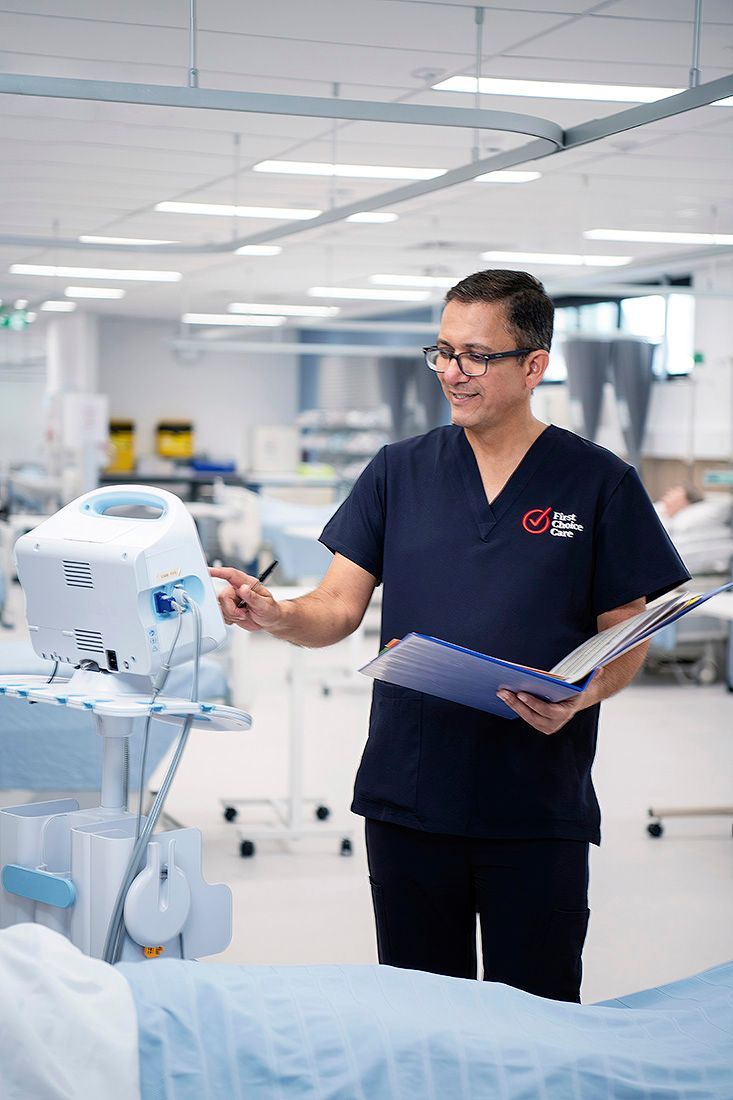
top-left (107, 419), bottom-right (135, 473)
top-left (156, 420), bottom-right (194, 459)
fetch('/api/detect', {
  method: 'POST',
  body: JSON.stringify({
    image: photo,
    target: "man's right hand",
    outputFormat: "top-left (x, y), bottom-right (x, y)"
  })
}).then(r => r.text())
top-left (209, 566), bottom-right (284, 633)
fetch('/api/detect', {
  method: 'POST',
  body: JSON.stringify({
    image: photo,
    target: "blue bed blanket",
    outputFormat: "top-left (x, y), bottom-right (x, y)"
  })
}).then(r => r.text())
top-left (119, 958), bottom-right (733, 1099)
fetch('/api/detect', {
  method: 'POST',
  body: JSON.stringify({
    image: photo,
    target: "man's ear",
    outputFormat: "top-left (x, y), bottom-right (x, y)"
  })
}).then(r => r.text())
top-left (525, 350), bottom-right (550, 390)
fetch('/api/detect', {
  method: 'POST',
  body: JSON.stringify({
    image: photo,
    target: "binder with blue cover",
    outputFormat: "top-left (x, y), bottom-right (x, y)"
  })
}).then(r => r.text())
top-left (360, 581), bottom-right (733, 720)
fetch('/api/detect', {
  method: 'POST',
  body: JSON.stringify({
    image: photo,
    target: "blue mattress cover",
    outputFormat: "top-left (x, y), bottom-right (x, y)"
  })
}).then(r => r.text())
top-left (119, 958), bottom-right (733, 1099)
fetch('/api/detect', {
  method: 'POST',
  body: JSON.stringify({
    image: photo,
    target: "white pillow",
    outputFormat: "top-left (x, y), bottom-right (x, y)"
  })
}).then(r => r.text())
top-left (668, 496), bottom-right (732, 536)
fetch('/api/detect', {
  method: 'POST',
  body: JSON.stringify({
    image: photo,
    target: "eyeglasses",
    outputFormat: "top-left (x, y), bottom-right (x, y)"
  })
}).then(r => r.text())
top-left (423, 345), bottom-right (534, 377)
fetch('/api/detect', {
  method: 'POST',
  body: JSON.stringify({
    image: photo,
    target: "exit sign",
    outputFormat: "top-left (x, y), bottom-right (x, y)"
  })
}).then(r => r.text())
top-left (0, 310), bottom-right (29, 330)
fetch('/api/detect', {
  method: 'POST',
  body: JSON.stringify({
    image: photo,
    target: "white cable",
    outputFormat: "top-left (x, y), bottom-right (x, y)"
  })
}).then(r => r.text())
top-left (103, 588), bottom-right (203, 964)
top-left (135, 607), bottom-right (185, 842)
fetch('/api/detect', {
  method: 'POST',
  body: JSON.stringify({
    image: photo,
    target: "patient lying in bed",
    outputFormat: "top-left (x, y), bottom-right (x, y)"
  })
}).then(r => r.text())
top-left (2, 923), bottom-right (732, 1100)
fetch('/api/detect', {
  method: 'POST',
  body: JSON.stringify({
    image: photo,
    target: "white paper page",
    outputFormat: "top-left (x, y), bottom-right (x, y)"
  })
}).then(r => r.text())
top-left (550, 590), bottom-right (691, 682)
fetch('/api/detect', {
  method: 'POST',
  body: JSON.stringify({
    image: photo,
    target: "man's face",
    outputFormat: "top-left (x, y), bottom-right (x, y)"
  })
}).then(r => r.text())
top-left (435, 299), bottom-right (536, 433)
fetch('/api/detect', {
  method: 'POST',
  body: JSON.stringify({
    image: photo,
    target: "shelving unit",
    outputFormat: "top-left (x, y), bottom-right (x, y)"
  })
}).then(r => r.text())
top-left (297, 408), bottom-right (391, 483)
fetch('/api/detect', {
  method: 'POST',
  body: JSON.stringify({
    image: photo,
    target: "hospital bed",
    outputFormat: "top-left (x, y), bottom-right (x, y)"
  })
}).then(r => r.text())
top-left (2, 922), bottom-right (732, 1100)
top-left (646, 494), bottom-right (733, 683)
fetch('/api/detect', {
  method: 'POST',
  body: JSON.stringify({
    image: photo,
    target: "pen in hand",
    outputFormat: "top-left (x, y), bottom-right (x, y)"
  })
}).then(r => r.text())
top-left (236, 560), bottom-right (278, 609)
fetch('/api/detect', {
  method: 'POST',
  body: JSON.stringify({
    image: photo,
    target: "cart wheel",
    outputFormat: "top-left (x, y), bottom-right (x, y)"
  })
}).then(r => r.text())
top-left (340, 837), bottom-right (353, 856)
top-left (223, 806), bottom-right (238, 823)
top-left (647, 822), bottom-right (663, 838)
top-left (240, 839), bottom-right (256, 858)
top-left (693, 658), bottom-right (718, 686)
top-left (315, 804), bottom-right (331, 821)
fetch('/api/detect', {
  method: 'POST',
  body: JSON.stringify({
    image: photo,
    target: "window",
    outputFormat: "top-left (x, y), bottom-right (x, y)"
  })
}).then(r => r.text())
top-left (541, 290), bottom-right (694, 385)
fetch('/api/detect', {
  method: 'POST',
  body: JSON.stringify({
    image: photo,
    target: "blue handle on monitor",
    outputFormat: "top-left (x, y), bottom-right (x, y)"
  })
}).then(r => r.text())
top-left (82, 489), bottom-right (169, 518)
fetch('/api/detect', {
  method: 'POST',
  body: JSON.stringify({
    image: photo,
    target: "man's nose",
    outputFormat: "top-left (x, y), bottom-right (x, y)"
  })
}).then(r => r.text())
top-left (442, 355), bottom-right (466, 384)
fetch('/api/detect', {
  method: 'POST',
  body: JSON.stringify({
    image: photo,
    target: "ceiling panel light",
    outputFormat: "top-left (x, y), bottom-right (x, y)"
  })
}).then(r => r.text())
top-left (10, 264), bottom-right (182, 282)
top-left (585, 228), bottom-right (733, 245)
top-left (13, 299), bottom-right (28, 309)
top-left (480, 251), bottom-right (631, 267)
top-left (229, 303), bottom-right (340, 317)
top-left (234, 245), bottom-right (283, 255)
top-left (65, 286), bottom-right (126, 299)
top-left (308, 287), bottom-right (431, 301)
top-left (370, 274), bottom-right (457, 288)
top-left (253, 160), bottom-right (445, 180)
top-left (474, 170), bottom-right (541, 184)
top-left (433, 76), bottom-right (684, 103)
top-left (41, 301), bottom-right (77, 312)
top-left (346, 212), bottom-right (400, 223)
top-left (79, 235), bottom-right (177, 245)
top-left (156, 201), bottom-right (320, 220)
top-left (182, 313), bottom-right (286, 326)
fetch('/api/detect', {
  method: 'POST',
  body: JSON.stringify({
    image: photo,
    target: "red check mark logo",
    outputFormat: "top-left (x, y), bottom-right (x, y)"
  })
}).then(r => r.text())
top-left (522, 507), bottom-right (552, 534)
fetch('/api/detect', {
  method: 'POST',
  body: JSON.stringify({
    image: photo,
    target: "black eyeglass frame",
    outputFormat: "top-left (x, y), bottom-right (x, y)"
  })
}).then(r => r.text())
top-left (422, 345), bottom-right (535, 377)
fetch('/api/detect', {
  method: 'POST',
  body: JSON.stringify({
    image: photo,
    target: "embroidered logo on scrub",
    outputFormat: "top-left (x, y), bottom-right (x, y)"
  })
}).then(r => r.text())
top-left (522, 508), bottom-right (584, 538)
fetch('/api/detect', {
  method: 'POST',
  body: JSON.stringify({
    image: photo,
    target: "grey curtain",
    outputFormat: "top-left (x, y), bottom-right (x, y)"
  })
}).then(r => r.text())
top-left (609, 337), bottom-right (656, 469)
top-left (563, 336), bottom-right (613, 442)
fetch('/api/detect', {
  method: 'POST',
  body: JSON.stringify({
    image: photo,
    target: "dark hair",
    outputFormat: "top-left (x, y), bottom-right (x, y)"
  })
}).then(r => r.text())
top-left (445, 269), bottom-right (554, 352)
top-left (683, 484), bottom-right (704, 505)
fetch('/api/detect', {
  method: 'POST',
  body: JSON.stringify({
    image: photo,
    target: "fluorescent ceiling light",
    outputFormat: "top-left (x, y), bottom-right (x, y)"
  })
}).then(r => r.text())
top-left (435, 76), bottom-right (733, 108)
top-left (346, 212), bottom-right (400, 223)
top-left (10, 264), bottom-right (182, 282)
top-left (481, 251), bottom-right (631, 266)
top-left (433, 76), bottom-right (682, 103)
top-left (13, 299), bottom-right (28, 309)
top-left (308, 286), bottom-right (431, 301)
top-left (65, 286), bottom-right (126, 299)
top-left (41, 300), bottom-right (77, 312)
top-left (370, 274), bottom-right (457, 288)
top-left (182, 313), bottom-right (285, 326)
top-left (229, 302), bottom-right (340, 317)
top-left (234, 245), bottom-right (283, 256)
top-left (585, 228), bottom-right (733, 245)
top-left (474, 170), bottom-right (541, 184)
top-left (253, 160), bottom-right (445, 181)
top-left (155, 201), bottom-right (320, 220)
top-left (79, 234), bottom-right (177, 245)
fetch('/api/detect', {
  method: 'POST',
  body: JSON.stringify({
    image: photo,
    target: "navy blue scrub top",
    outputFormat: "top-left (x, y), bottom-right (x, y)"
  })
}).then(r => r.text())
top-left (320, 424), bottom-right (690, 844)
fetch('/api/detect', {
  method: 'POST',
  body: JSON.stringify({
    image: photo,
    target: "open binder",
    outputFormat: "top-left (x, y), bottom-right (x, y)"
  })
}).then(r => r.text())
top-left (360, 581), bottom-right (733, 720)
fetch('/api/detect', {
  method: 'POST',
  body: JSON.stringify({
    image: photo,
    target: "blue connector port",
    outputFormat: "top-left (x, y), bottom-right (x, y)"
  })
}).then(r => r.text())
top-left (153, 591), bottom-right (179, 616)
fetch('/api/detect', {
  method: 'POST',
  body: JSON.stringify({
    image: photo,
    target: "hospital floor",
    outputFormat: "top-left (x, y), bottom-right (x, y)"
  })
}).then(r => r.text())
top-left (4, 585), bottom-right (733, 1004)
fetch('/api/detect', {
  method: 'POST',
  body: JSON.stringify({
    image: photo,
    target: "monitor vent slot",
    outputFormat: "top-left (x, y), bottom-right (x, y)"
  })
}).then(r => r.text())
top-left (74, 629), bottom-right (104, 653)
top-left (63, 560), bottom-right (94, 588)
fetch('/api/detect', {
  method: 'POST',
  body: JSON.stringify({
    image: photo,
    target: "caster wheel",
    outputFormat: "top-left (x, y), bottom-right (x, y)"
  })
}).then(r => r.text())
top-left (322, 686), bottom-right (331, 697)
top-left (694, 658), bottom-right (718, 685)
top-left (240, 839), bottom-right (256, 858)
top-left (647, 822), bottom-right (663, 838)
top-left (340, 837), bottom-right (353, 856)
top-left (223, 806), bottom-right (238, 823)
top-left (315, 804), bottom-right (331, 821)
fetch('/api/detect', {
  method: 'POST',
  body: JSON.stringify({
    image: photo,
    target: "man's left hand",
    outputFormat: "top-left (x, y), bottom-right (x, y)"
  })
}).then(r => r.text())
top-left (497, 672), bottom-right (603, 735)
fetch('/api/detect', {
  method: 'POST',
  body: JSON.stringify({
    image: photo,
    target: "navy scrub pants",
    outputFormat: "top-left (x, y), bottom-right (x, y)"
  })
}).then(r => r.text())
top-left (365, 819), bottom-right (590, 1003)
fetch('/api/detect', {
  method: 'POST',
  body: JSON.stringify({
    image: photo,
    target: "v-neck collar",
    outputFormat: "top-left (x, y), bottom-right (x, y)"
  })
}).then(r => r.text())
top-left (451, 424), bottom-right (560, 541)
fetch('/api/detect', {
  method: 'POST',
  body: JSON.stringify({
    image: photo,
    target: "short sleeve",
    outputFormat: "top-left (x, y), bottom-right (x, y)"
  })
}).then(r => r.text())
top-left (319, 446), bottom-right (387, 582)
top-left (592, 467), bottom-right (691, 616)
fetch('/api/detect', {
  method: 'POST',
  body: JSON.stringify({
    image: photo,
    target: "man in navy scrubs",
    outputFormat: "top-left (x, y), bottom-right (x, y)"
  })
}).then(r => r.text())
top-left (212, 270), bottom-right (688, 1002)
